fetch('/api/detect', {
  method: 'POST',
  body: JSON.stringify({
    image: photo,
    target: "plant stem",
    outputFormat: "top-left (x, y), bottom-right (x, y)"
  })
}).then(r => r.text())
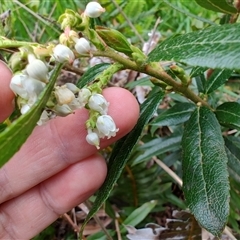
top-left (93, 48), bottom-right (211, 108)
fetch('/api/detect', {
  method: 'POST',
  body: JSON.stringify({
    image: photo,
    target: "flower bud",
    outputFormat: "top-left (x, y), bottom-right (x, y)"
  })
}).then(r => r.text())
top-left (65, 82), bottom-right (79, 94)
top-left (53, 44), bottom-right (75, 63)
top-left (88, 93), bottom-right (109, 114)
top-left (54, 85), bottom-right (75, 105)
top-left (96, 115), bottom-right (119, 139)
top-left (10, 74), bottom-right (28, 99)
top-left (21, 104), bottom-right (31, 115)
top-left (37, 110), bottom-right (50, 126)
top-left (54, 104), bottom-right (73, 116)
top-left (26, 59), bottom-right (49, 83)
top-left (84, 2), bottom-right (105, 18)
top-left (78, 88), bottom-right (91, 107)
top-left (75, 37), bottom-right (91, 55)
top-left (86, 130), bottom-right (100, 149)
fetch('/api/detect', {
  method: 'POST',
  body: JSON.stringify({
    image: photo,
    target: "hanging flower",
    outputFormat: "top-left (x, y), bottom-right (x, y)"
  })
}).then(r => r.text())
top-left (88, 93), bottom-right (109, 114)
top-left (78, 88), bottom-right (92, 107)
top-left (84, 2), bottom-right (105, 18)
top-left (96, 115), bottom-right (119, 139)
top-left (25, 59), bottom-right (49, 83)
top-left (54, 85), bottom-right (75, 105)
top-left (74, 37), bottom-right (91, 55)
top-left (86, 130), bottom-right (100, 149)
top-left (53, 44), bottom-right (75, 63)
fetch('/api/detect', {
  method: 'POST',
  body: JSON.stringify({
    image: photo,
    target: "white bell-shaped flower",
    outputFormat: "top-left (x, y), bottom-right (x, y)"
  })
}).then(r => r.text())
top-left (20, 104), bottom-right (31, 115)
top-left (66, 82), bottom-right (80, 94)
top-left (55, 85), bottom-right (75, 105)
top-left (78, 88), bottom-right (91, 107)
top-left (88, 93), bottom-right (109, 114)
top-left (22, 77), bottom-right (46, 97)
top-left (10, 74), bottom-right (45, 101)
top-left (37, 110), bottom-right (50, 125)
top-left (96, 115), bottom-right (119, 139)
top-left (53, 44), bottom-right (75, 63)
top-left (26, 59), bottom-right (49, 83)
top-left (54, 104), bottom-right (73, 117)
top-left (75, 37), bottom-right (91, 55)
top-left (84, 2), bottom-right (105, 18)
top-left (68, 98), bottom-right (82, 110)
top-left (86, 130), bottom-right (100, 149)
top-left (10, 74), bottom-right (28, 99)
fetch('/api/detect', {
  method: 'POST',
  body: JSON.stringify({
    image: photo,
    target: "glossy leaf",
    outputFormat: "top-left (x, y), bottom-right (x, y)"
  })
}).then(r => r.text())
top-left (76, 63), bottom-right (110, 88)
top-left (80, 89), bottom-right (164, 236)
top-left (151, 102), bottom-right (196, 126)
top-left (195, 0), bottom-right (237, 14)
top-left (0, 63), bottom-right (63, 167)
top-left (215, 102), bottom-right (240, 131)
top-left (182, 107), bottom-right (229, 236)
top-left (148, 24), bottom-right (240, 70)
top-left (204, 69), bottom-right (232, 94)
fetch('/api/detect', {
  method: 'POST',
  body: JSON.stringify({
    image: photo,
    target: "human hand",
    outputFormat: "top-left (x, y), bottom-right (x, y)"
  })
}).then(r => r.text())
top-left (0, 61), bottom-right (139, 239)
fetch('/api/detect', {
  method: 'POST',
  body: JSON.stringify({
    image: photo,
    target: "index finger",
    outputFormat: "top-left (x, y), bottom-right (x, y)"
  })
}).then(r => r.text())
top-left (0, 61), bottom-right (15, 122)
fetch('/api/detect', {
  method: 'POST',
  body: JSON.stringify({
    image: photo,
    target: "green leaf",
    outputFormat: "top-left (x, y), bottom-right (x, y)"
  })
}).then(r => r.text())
top-left (148, 24), bottom-right (240, 70)
top-left (182, 107), bottom-right (229, 236)
top-left (151, 102), bottom-right (196, 126)
top-left (76, 63), bottom-right (110, 88)
top-left (215, 102), bottom-right (240, 131)
top-left (0, 63), bottom-right (63, 167)
top-left (80, 89), bottom-right (164, 237)
top-left (132, 135), bottom-right (182, 166)
top-left (121, 200), bottom-right (157, 232)
top-left (195, 0), bottom-right (237, 14)
top-left (204, 69), bottom-right (232, 94)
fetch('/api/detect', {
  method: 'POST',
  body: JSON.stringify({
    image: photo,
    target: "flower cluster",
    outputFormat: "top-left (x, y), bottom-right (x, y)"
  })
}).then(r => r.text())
top-left (9, 1), bottom-right (118, 149)
top-left (10, 55), bottom-right (49, 115)
top-left (85, 93), bottom-right (119, 149)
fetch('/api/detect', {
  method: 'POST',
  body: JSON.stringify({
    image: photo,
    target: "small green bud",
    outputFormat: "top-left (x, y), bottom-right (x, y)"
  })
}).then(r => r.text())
top-left (58, 9), bottom-right (82, 30)
top-left (96, 26), bottom-right (133, 55)
top-left (131, 45), bottom-right (147, 65)
top-left (170, 65), bottom-right (190, 86)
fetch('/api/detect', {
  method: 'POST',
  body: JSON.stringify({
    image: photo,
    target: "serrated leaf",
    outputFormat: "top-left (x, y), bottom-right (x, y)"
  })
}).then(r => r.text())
top-left (79, 89), bottom-right (164, 237)
top-left (132, 135), bottom-right (181, 166)
top-left (148, 24), bottom-right (240, 70)
top-left (151, 102), bottom-right (196, 126)
top-left (215, 102), bottom-right (240, 131)
top-left (182, 107), bottom-right (229, 236)
top-left (195, 0), bottom-right (237, 14)
top-left (0, 63), bottom-right (62, 167)
top-left (76, 63), bottom-right (110, 88)
top-left (204, 69), bottom-right (232, 94)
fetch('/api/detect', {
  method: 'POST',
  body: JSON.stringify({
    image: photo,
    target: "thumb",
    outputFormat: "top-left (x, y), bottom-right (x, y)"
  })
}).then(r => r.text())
top-left (0, 61), bottom-right (15, 122)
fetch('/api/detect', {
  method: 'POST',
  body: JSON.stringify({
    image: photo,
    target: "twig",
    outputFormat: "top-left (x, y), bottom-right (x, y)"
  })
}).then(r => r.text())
top-left (223, 226), bottom-right (237, 240)
top-left (38, 2), bottom-right (57, 41)
top-left (62, 213), bottom-right (80, 233)
top-left (110, 0), bottom-right (145, 45)
top-left (153, 156), bottom-right (183, 187)
top-left (13, 0), bottom-right (60, 34)
top-left (115, 217), bottom-right (122, 240)
top-left (144, 17), bottom-right (161, 55)
top-left (83, 201), bottom-right (113, 240)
